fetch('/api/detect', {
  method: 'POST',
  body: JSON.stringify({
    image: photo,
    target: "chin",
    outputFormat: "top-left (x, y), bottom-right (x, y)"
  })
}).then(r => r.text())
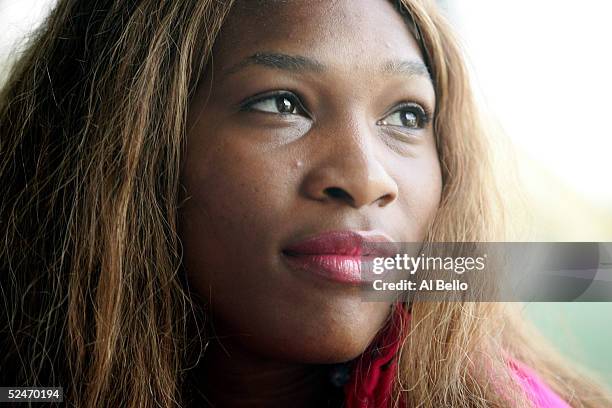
top-left (254, 315), bottom-right (387, 365)
top-left (304, 336), bottom-right (376, 364)
top-left (212, 289), bottom-right (392, 364)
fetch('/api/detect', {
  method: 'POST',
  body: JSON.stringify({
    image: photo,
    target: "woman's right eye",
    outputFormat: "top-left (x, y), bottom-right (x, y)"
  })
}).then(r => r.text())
top-left (241, 92), bottom-right (306, 116)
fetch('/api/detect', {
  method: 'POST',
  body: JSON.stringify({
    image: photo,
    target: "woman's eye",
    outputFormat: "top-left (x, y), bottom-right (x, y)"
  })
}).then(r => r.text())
top-left (241, 93), bottom-right (305, 115)
top-left (378, 104), bottom-right (430, 129)
top-left (384, 110), bottom-right (419, 128)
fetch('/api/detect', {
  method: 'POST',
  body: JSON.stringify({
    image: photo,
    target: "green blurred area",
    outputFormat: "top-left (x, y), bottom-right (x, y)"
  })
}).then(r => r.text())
top-left (524, 303), bottom-right (612, 387)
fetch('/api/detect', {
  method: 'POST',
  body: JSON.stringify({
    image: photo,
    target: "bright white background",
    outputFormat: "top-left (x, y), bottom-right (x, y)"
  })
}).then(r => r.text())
top-left (0, 0), bottom-right (56, 82)
top-left (444, 0), bottom-right (612, 241)
top-left (448, 0), bottom-right (612, 205)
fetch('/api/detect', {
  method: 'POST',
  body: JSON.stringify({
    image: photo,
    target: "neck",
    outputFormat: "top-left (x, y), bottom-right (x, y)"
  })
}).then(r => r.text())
top-left (191, 339), bottom-right (344, 408)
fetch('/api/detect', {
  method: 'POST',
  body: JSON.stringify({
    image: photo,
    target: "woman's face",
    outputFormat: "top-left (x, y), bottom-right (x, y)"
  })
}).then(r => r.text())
top-left (180, 0), bottom-right (441, 364)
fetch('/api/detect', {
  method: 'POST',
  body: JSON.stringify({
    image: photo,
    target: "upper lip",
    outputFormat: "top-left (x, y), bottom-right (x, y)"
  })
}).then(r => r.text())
top-left (282, 230), bottom-right (396, 257)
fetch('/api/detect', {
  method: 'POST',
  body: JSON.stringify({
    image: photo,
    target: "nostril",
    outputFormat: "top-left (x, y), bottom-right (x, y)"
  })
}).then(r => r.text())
top-left (378, 192), bottom-right (396, 206)
top-left (323, 186), bottom-right (354, 204)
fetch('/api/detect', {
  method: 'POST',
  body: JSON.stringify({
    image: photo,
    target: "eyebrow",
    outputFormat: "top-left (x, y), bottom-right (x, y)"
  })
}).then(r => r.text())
top-left (223, 52), bottom-right (326, 76)
top-left (381, 59), bottom-right (430, 78)
top-left (221, 51), bottom-right (431, 81)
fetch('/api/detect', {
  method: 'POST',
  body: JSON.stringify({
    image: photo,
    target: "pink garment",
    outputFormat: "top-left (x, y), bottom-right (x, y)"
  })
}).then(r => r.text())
top-left (344, 303), bottom-right (409, 408)
top-left (344, 304), bottom-right (571, 408)
top-left (509, 358), bottom-right (572, 408)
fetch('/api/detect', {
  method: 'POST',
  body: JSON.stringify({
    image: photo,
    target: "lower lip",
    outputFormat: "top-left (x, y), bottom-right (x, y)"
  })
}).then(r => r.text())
top-left (282, 253), bottom-right (377, 285)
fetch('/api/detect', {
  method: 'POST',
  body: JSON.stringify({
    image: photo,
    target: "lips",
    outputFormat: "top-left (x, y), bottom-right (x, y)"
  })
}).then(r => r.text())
top-left (281, 230), bottom-right (394, 284)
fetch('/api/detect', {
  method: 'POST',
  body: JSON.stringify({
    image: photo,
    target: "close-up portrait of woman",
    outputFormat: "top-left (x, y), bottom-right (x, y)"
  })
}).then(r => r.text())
top-left (1, 0), bottom-right (611, 407)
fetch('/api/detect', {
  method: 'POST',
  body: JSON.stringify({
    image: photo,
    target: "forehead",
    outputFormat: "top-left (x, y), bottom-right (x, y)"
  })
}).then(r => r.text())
top-left (212, 0), bottom-right (425, 72)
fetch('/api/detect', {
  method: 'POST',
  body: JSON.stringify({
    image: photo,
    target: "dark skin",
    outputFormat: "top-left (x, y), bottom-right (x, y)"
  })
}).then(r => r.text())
top-left (180, 0), bottom-right (441, 406)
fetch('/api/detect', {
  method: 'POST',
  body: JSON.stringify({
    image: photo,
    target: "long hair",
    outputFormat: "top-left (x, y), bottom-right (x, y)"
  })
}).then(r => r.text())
top-left (0, 0), bottom-right (609, 407)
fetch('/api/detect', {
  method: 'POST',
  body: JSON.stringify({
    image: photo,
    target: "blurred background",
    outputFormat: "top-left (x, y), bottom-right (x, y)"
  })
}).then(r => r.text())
top-left (1, 0), bottom-right (611, 386)
top-left (440, 0), bottom-right (612, 387)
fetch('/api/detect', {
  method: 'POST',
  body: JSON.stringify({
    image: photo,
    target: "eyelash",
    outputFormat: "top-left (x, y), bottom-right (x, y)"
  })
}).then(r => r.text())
top-left (239, 91), bottom-right (433, 129)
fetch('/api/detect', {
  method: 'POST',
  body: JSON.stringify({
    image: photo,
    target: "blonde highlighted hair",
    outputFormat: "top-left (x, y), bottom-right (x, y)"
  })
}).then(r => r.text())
top-left (0, 0), bottom-right (609, 406)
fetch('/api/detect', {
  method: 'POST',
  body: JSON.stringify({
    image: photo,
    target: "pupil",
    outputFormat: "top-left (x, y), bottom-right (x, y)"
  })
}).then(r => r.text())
top-left (401, 111), bottom-right (417, 127)
top-left (277, 97), bottom-right (293, 113)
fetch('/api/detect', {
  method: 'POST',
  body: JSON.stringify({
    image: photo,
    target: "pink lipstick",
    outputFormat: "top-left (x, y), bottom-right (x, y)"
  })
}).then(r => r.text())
top-left (281, 230), bottom-right (393, 284)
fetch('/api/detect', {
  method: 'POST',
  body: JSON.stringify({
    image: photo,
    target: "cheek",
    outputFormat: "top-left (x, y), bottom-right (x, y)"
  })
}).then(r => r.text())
top-left (388, 148), bottom-right (443, 241)
top-left (408, 154), bottom-right (442, 215)
top-left (179, 138), bottom-right (291, 296)
top-left (178, 138), bottom-right (294, 346)
top-left (181, 136), bottom-right (291, 243)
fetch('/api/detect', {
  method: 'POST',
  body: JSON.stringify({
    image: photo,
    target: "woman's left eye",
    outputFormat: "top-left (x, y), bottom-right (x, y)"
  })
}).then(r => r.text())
top-left (378, 103), bottom-right (430, 129)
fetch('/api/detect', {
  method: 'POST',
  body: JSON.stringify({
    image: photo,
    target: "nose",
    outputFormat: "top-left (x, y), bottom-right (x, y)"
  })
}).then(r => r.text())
top-left (300, 122), bottom-right (398, 209)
